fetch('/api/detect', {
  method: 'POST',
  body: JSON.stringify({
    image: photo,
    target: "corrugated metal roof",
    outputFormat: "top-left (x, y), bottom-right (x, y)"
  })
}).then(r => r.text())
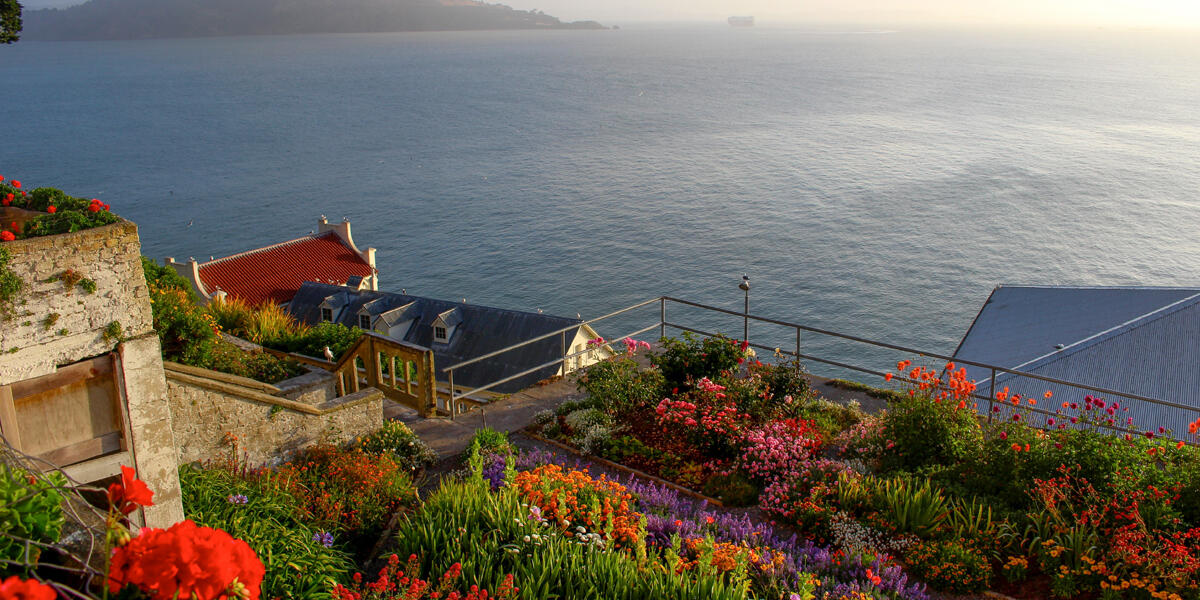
top-left (197, 232), bottom-right (374, 306)
top-left (954, 285), bottom-right (1200, 440)
top-left (290, 282), bottom-right (584, 393)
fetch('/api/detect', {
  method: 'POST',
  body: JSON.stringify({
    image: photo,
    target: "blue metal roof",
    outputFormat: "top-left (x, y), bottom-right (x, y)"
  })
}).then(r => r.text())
top-left (954, 285), bottom-right (1200, 440)
top-left (290, 282), bottom-right (585, 393)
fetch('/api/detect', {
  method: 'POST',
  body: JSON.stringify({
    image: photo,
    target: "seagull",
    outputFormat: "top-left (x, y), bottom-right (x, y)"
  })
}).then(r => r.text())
top-left (323, 346), bottom-right (335, 362)
top-left (187, 220), bottom-right (193, 227)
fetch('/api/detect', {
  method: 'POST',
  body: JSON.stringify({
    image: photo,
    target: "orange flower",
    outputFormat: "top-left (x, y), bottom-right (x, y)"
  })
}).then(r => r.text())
top-left (897, 360), bottom-right (911, 371)
top-left (884, 372), bottom-right (893, 382)
top-left (1024, 443), bottom-right (1030, 452)
top-left (1176, 441), bottom-right (1186, 450)
top-left (1011, 443), bottom-right (1022, 452)
top-left (1028, 398), bottom-right (1037, 406)
top-left (1044, 391), bottom-right (1053, 399)
top-left (956, 400), bottom-right (967, 410)
top-left (945, 361), bottom-right (956, 371)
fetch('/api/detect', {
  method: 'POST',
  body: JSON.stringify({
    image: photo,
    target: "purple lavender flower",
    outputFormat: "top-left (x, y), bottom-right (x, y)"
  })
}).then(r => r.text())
top-left (312, 531), bottom-right (334, 548)
top-left (227, 494), bottom-right (248, 505)
top-left (480, 451), bottom-right (508, 490)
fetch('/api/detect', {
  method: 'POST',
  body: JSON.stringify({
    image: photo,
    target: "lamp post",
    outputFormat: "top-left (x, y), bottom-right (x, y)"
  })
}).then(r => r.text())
top-left (738, 274), bottom-right (750, 342)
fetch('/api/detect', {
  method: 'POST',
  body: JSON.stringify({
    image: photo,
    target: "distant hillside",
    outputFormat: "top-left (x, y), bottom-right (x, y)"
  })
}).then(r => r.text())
top-left (23, 0), bottom-right (605, 41)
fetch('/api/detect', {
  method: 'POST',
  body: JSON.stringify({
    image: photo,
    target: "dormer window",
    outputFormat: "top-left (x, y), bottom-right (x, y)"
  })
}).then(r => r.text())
top-left (434, 326), bottom-right (448, 342)
top-left (321, 307), bottom-right (333, 322)
top-left (359, 314), bottom-right (371, 330)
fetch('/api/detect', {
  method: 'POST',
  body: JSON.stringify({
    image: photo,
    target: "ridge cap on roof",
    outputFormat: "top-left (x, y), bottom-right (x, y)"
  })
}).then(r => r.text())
top-left (993, 284), bottom-right (1200, 292)
top-left (296, 281), bottom-right (583, 323)
top-left (1002, 292), bottom-right (1200, 378)
top-left (198, 231), bottom-right (354, 270)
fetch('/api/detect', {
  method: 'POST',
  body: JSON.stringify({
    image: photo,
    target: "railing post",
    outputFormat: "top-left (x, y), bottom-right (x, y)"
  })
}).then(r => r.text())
top-left (987, 367), bottom-right (997, 424)
top-left (560, 331), bottom-right (567, 374)
top-left (660, 298), bottom-right (666, 340)
top-left (795, 327), bottom-right (801, 372)
top-left (448, 368), bottom-right (456, 421)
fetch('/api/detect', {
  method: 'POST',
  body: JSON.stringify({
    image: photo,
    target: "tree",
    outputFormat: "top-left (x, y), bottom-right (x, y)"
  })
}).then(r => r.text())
top-left (0, 0), bottom-right (21, 44)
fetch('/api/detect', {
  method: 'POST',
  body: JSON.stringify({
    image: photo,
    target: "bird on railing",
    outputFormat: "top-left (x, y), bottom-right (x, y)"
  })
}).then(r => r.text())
top-left (324, 346), bottom-right (334, 362)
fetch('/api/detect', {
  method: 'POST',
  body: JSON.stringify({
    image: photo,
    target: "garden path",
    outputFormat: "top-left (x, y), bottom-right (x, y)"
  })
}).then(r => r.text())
top-left (384, 375), bottom-right (588, 458)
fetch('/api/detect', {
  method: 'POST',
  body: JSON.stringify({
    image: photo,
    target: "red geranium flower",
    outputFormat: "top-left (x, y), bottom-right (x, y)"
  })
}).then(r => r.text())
top-left (0, 576), bottom-right (57, 600)
top-left (0, 231), bottom-right (14, 242)
top-left (108, 520), bottom-right (265, 600)
top-left (10, 181), bottom-right (19, 189)
top-left (46, 206), bottom-right (56, 214)
top-left (107, 465), bottom-right (155, 515)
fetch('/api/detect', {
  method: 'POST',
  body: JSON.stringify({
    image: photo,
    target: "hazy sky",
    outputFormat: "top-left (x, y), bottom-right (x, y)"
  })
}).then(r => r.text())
top-left (18, 0), bottom-right (1200, 29)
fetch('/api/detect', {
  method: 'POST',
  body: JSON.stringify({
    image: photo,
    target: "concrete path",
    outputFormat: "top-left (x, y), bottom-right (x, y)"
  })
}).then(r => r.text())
top-left (385, 376), bottom-right (588, 458)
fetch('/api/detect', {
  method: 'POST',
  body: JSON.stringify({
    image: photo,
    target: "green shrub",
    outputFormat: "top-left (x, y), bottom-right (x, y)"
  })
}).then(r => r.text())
top-left (878, 393), bottom-right (983, 473)
top-left (23, 210), bottom-right (119, 237)
top-left (179, 463), bottom-right (352, 599)
top-left (282, 322), bottom-right (362, 360)
top-left (393, 477), bottom-right (752, 600)
top-left (356, 421), bottom-right (438, 471)
top-left (575, 356), bottom-right (665, 416)
top-left (466, 427), bottom-right (513, 458)
top-left (904, 538), bottom-right (992, 593)
top-left (651, 333), bottom-right (747, 392)
top-left (753, 358), bottom-right (811, 401)
top-left (0, 466), bottom-right (66, 573)
top-left (142, 256), bottom-right (196, 299)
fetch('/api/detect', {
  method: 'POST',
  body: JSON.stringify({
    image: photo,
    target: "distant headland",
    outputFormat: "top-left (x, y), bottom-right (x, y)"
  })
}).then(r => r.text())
top-left (22, 0), bottom-right (606, 41)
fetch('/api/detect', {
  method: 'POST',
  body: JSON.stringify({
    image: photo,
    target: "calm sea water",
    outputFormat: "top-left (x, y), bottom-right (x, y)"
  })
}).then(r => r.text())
top-left (2, 26), bottom-right (1199, 380)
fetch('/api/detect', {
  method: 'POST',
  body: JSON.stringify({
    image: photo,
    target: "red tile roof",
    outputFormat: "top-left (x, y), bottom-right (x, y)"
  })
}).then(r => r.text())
top-left (197, 232), bottom-right (374, 306)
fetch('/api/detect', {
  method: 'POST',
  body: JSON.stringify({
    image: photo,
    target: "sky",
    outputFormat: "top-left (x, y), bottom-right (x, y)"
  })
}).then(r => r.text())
top-left (17, 0), bottom-right (1200, 29)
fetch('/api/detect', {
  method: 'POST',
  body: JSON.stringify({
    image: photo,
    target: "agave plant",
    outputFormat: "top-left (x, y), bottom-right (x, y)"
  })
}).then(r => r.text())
top-left (874, 477), bottom-right (949, 538)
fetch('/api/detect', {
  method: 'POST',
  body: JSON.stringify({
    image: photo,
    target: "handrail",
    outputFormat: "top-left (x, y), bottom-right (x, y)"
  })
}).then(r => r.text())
top-left (661, 297), bottom-right (1200, 412)
top-left (441, 297), bottom-right (663, 373)
top-left (438, 295), bottom-right (1200, 426)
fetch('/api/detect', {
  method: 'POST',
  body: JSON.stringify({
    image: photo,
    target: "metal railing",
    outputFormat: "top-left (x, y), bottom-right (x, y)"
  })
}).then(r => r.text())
top-left (441, 296), bottom-right (1200, 439)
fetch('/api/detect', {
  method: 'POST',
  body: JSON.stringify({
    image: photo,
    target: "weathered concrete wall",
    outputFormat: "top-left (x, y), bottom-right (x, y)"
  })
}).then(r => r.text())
top-left (164, 363), bottom-right (383, 466)
top-left (0, 221), bottom-right (153, 383)
top-left (120, 335), bottom-right (185, 527)
top-left (0, 220), bottom-right (182, 528)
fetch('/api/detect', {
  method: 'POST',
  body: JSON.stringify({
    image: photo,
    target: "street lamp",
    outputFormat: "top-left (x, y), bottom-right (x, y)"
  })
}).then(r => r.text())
top-left (738, 274), bottom-right (750, 342)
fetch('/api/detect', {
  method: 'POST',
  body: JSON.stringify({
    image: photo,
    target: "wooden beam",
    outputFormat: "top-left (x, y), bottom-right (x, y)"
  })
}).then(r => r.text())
top-left (37, 431), bottom-right (122, 467)
top-left (62, 450), bottom-right (130, 484)
top-left (10, 355), bottom-right (113, 401)
top-left (0, 386), bottom-right (22, 451)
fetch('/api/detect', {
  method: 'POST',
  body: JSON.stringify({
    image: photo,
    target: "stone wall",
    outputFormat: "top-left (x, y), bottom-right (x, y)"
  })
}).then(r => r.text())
top-left (164, 362), bottom-right (383, 466)
top-left (0, 221), bottom-right (152, 382)
top-left (0, 219), bottom-right (183, 527)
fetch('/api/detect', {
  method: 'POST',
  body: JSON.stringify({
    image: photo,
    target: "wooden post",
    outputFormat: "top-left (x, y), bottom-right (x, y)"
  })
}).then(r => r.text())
top-left (0, 385), bottom-right (22, 451)
top-left (365, 338), bottom-right (379, 390)
top-left (424, 351), bottom-right (438, 418)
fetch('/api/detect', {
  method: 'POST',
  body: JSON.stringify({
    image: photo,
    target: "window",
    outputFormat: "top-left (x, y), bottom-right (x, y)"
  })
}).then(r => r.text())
top-left (320, 307), bottom-right (333, 322)
top-left (434, 326), bottom-right (448, 342)
top-left (359, 314), bottom-right (371, 330)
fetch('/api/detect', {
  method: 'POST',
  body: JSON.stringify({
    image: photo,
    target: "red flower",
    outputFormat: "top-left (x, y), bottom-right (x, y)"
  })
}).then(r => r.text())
top-left (46, 206), bottom-right (56, 214)
top-left (107, 465), bottom-right (155, 515)
top-left (884, 372), bottom-right (893, 382)
top-left (0, 576), bottom-right (56, 600)
top-left (108, 520), bottom-right (264, 600)
top-left (0, 231), bottom-right (13, 242)
top-left (10, 181), bottom-right (19, 189)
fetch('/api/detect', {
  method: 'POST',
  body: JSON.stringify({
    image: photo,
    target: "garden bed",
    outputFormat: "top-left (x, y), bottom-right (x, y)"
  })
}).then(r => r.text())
top-left (524, 333), bottom-right (1200, 600)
